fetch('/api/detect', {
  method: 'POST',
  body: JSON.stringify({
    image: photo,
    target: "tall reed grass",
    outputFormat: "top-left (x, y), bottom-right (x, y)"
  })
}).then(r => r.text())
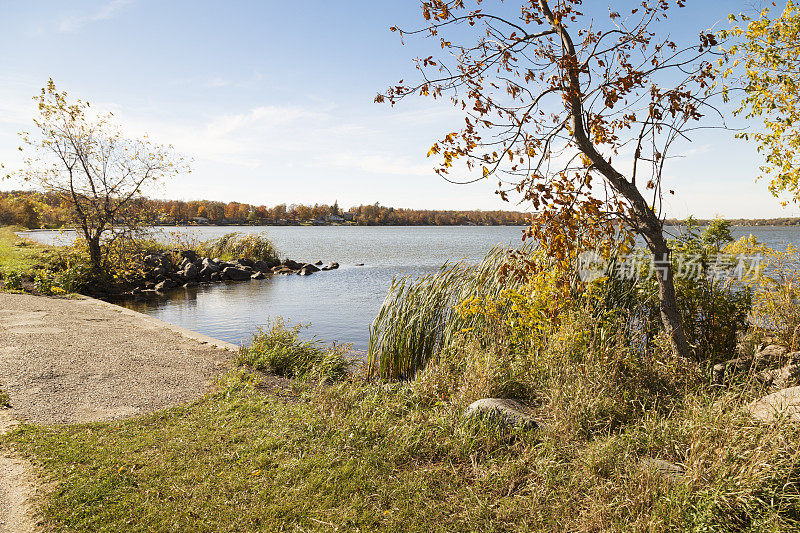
top-left (367, 245), bottom-right (530, 380)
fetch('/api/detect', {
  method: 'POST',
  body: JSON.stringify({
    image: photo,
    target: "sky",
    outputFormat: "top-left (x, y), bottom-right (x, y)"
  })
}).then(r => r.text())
top-left (0, 0), bottom-right (795, 219)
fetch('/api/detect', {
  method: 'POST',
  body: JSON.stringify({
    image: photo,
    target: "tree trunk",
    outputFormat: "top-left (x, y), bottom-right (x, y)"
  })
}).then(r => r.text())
top-left (87, 236), bottom-right (103, 274)
top-left (648, 237), bottom-right (692, 360)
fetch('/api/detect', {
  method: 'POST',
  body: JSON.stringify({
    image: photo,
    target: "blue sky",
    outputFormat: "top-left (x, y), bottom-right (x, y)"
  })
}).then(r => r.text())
top-left (0, 0), bottom-right (793, 218)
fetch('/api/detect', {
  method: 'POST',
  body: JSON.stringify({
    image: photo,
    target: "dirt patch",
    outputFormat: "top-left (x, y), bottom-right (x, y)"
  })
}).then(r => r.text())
top-left (0, 413), bottom-right (35, 533)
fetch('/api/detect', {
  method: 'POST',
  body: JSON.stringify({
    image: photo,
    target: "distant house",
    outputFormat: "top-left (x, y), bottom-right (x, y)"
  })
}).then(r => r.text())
top-left (342, 212), bottom-right (355, 222)
top-left (192, 216), bottom-right (209, 224)
top-left (327, 214), bottom-right (345, 223)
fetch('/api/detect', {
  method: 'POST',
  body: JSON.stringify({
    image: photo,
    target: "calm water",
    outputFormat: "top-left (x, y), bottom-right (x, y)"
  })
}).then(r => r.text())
top-left (20, 225), bottom-right (800, 349)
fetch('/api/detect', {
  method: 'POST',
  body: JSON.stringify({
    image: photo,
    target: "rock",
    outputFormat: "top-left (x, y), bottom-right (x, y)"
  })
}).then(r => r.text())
top-left (222, 266), bottom-right (252, 281)
top-left (463, 398), bottom-right (539, 430)
top-left (757, 364), bottom-right (800, 390)
top-left (299, 268), bottom-right (315, 276)
top-left (283, 259), bottom-right (302, 270)
top-left (327, 262), bottom-right (339, 270)
top-left (183, 281), bottom-right (198, 288)
top-left (180, 250), bottom-right (198, 262)
top-left (640, 458), bottom-right (685, 480)
top-left (314, 260), bottom-right (323, 265)
top-left (273, 266), bottom-right (296, 274)
top-left (183, 262), bottom-right (199, 280)
top-left (301, 263), bottom-right (320, 273)
top-left (757, 344), bottom-right (788, 361)
top-left (150, 266), bottom-right (168, 279)
top-left (251, 271), bottom-right (266, 280)
top-left (747, 386), bottom-right (800, 423)
top-left (237, 257), bottom-right (255, 268)
top-left (355, 263), bottom-right (364, 266)
top-left (712, 357), bottom-right (753, 386)
top-left (201, 260), bottom-right (220, 274)
top-left (210, 272), bottom-right (222, 282)
top-left (199, 265), bottom-right (217, 278)
top-left (154, 279), bottom-right (179, 292)
top-left (253, 260), bottom-right (271, 272)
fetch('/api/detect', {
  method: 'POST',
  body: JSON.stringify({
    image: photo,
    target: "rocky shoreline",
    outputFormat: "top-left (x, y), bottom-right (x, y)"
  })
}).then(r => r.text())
top-left (129, 249), bottom-right (340, 296)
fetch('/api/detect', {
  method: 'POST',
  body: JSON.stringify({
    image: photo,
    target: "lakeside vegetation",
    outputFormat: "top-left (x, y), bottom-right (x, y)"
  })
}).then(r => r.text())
top-left (4, 219), bottom-right (800, 530)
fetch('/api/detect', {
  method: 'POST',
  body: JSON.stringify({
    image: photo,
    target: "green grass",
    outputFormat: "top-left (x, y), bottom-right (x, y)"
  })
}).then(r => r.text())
top-left (5, 368), bottom-right (799, 532)
top-left (0, 225), bottom-right (56, 276)
top-left (0, 388), bottom-right (10, 408)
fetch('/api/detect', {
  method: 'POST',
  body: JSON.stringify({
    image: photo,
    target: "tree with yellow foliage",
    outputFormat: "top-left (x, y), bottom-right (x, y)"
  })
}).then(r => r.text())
top-left (724, 2), bottom-right (800, 205)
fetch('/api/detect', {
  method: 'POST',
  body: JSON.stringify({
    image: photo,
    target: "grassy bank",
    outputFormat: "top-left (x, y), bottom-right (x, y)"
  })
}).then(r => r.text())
top-left (0, 225), bottom-right (55, 276)
top-left (5, 365), bottom-right (797, 532)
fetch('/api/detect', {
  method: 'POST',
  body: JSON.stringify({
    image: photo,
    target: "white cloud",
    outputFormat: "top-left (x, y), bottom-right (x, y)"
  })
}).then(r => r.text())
top-left (204, 78), bottom-right (231, 89)
top-left (59, 0), bottom-right (133, 33)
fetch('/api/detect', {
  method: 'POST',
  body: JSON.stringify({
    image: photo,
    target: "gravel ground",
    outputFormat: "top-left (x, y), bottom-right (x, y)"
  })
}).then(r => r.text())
top-left (0, 292), bottom-right (235, 531)
top-left (0, 293), bottom-right (232, 425)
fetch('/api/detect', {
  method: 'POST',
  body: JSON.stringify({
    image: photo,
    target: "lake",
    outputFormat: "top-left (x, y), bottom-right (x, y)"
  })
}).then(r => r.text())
top-left (19, 225), bottom-right (800, 349)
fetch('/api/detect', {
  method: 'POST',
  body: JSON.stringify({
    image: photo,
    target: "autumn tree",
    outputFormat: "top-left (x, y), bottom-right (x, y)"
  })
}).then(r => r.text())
top-left (378, 0), bottom-right (722, 359)
top-left (18, 80), bottom-right (187, 272)
top-left (724, 1), bottom-right (800, 205)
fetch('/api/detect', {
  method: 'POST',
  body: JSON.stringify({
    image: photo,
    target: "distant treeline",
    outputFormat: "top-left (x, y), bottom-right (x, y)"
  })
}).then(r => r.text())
top-left (665, 218), bottom-right (800, 227)
top-left (0, 190), bottom-right (530, 228)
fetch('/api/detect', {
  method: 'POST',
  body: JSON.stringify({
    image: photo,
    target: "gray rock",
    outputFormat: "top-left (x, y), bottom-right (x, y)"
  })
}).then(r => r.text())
top-left (222, 266), bottom-right (252, 281)
top-left (154, 279), bottom-right (179, 292)
top-left (747, 386), bottom-right (800, 423)
top-left (202, 258), bottom-right (220, 272)
top-left (640, 458), bottom-right (685, 480)
top-left (314, 260), bottom-right (323, 265)
top-left (299, 268), bottom-right (315, 276)
top-left (210, 272), bottom-right (222, 282)
top-left (757, 344), bottom-right (789, 361)
top-left (253, 260), bottom-right (271, 272)
top-left (463, 398), bottom-right (539, 430)
top-left (355, 263), bottom-right (364, 267)
top-left (757, 364), bottom-right (800, 390)
top-left (183, 262), bottom-right (199, 280)
top-left (199, 265), bottom-right (217, 278)
top-left (301, 263), bottom-right (320, 273)
top-left (251, 271), bottom-right (266, 280)
top-left (712, 357), bottom-right (753, 386)
top-left (283, 259), bottom-right (302, 270)
top-left (237, 257), bottom-right (255, 268)
top-left (180, 250), bottom-right (198, 263)
top-left (327, 262), bottom-right (339, 270)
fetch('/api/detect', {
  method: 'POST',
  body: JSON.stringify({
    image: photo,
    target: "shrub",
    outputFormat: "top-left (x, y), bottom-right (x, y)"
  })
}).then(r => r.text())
top-left (198, 233), bottom-right (280, 265)
top-left (1, 270), bottom-right (23, 290)
top-left (238, 318), bottom-right (350, 381)
top-left (727, 237), bottom-right (800, 349)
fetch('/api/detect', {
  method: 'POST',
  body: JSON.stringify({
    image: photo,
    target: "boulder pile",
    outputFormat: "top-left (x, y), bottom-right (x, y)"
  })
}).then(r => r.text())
top-left (130, 250), bottom-right (340, 295)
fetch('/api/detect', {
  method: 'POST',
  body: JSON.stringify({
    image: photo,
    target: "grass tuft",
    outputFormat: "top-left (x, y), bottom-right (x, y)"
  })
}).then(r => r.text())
top-left (197, 232), bottom-right (280, 265)
top-left (237, 318), bottom-right (351, 381)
